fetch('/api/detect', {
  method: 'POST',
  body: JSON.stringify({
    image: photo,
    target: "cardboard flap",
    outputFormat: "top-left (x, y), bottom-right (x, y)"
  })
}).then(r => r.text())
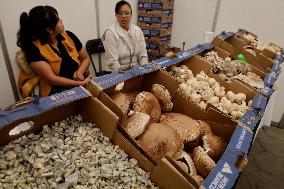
top-left (79, 97), bottom-right (118, 139)
top-left (271, 60), bottom-right (281, 74)
top-left (0, 87), bottom-right (90, 128)
top-left (153, 50), bottom-right (193, 68)
top-left (172, 91), bottom-right (204, 120)
top-left (0, 102), bottom-right (78, 146)
top-left (228, 80), bottom-right (255, 101)
top-left (235, 28), bottom-right (248, 37)
top-left (227, 125), bottom-right (253, 155)
top-left (261, 85), bottom-right (274, 96)
top-left (191, 44), bottom-right (205, 54)
top-left (138, 2), bottom-right (164, 10)
top-left (94, 64), bottom-right (159, 89)
top-left (264, 74), bottom-right (276, 87)
top-left (183, 55), bottom-right (212, 76)
top-left (202, 156), bottom-right (240, 189)
top-left (151, 157), bottom-right (196, 189)
top-left (217, 31), bottom-right (235, 41)
top-left (239, 110), bottom-right (261, 131)
top-left (212, 37), bottom-right (237, 57)
top-left (251, 93), bottom-right (268, 111)
top-left (86, 80), bottom-right (102, 98)
top-left (203, 108), bottom-right (235, 126)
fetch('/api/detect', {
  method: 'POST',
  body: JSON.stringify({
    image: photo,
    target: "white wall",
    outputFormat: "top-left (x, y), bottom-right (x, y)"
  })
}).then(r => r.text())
top-left (171, 0), bottom-right (218, 50)
top-left (215, 0), bottom-right (284, 122)
top-left (0, 43), bottom-right (15, 108)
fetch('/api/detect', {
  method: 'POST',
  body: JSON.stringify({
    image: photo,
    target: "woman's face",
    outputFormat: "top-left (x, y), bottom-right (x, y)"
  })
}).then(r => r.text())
top-left (116, 4), bottom-right (132, 30)
top-left (54, 18), bottom-right (65, 35)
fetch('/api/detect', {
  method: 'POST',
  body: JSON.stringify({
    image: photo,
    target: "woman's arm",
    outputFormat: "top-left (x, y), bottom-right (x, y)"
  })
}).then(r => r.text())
top-left (31, 61), bottom-right (92, 86)
top-left (103, 31), bottom-right (121, 71)
top-left (73, 47), bottom-right (91, 81)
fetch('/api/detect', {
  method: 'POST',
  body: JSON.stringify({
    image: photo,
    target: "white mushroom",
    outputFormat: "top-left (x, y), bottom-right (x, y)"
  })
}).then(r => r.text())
top-left (231, 103), bottom-right (239, 112)
top-left (248, 100), bottom-right (253, 107)
top-left (214, 87), bottom-right (225, 97)
top-left (226, 91), bottom-right (236, 102)
top-left (199, 101), bottom-right (207, 109)
top-left (191, 93), bottom-right (202, 103)
top-left (220, 97), bottom-right (229, 104)
top-left (207, 96), bottom-right (219, 106)
top-left (208, 78), bottom-right (217, 87)
top-left (235, 93), bottom-right (246, 104)
top-left (179, 83), bottom-right (191, 97)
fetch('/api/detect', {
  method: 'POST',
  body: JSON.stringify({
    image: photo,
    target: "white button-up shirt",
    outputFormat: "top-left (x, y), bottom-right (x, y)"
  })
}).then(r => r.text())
top-left (102, 22), bottom-right (148, 71)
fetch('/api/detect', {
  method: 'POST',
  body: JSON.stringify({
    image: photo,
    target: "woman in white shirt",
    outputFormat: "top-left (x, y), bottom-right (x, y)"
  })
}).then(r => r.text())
top-left (102, 0), bottom-right (148, 72)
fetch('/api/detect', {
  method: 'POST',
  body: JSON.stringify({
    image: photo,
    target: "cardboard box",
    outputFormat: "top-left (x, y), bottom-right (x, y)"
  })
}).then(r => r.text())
top-left (138, 21), bottom-right (172, 30)
top-left (0, 86), bottom-right (118, 147)
top-left (164, 55), bottom-right (258, 122)
top-left (138, 0), bottom-right (174, 10)
top-left (212, 35), bottom-right (275, 73)
top-left (87, 69), bottom-right (253, 189)
top-left (194, 44), bottom-right (268, 97)
top-left (235, 29), bottom-right (281, 60)
top-left (146, 40), bottom-right (170, 50)
top-left (145, 35), bottom-right (171, 44)
top-left (138, 10), bottom-right (173, 24)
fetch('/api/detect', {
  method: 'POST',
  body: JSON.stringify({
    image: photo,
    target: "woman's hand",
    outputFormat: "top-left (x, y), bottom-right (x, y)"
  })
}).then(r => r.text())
top-left (81, 74), bottom-right (93, 86)
top-left (73, 69), bottom-right (84, 81)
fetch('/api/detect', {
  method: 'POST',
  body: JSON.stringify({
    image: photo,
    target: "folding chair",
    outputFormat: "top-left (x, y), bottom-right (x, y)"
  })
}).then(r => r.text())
top-left (86, 38), bottom-right (111, 77)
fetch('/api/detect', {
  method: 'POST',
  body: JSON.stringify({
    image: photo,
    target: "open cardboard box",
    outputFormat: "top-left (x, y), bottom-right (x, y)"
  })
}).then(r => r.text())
top-left (87, 70), bottom-right (252, 189)
top-left (195, 45), bottom-right (268, 96)
top-left (212, 35), bottom-right (275, 73)
top-left (162, 55), bottom-right (258, 123)
top-left (235, 29), bottom-right (281, 60)
top-left (0, 87), bottom-right (119, 146)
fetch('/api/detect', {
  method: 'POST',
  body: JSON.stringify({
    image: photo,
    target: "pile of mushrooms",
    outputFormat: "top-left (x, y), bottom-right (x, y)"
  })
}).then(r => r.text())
top-left (204, 51), bottom-right (264, 89)
top-left (169, 65), bottom-right (252, 120)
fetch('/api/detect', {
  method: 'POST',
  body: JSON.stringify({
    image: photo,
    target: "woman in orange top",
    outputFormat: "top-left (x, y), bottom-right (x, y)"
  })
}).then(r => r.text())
top-left (17, 5), bottom-right (92, 97)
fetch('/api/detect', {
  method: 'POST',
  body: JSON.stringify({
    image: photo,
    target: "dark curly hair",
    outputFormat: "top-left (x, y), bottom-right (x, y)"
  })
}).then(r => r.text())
top-left (115, 0), bottom-right (132, 14)
top-left (17, 5), bottom-right (59, 50)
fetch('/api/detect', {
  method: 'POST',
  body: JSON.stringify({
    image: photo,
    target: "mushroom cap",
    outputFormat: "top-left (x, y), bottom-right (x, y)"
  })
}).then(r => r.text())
top-left (151, 84), bottom-right (173, 112)
top-left (111, 92), bottom-right (138, 115)
top-left (120, 112), bottom-right (150, 138)
top-left (202, 133), bottom-right (227, 162)
top-left (137, 122), bottom-right (184, 162)
top-left (160, 113), bottom-right (200, 143)
top-left (193, 146), bottom-right (216, 178)
top-left (197, 120), bottom-right (212, 137)
top-left (133, 92), bottom-right (161, 122)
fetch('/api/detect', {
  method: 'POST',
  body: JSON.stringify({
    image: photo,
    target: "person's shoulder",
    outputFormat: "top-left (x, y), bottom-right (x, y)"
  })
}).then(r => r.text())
top-left (65, 30), bottom-right (78, 38)
top-left (131, 24), bottom-right (144, 35)
top-left (102, 25), bottom-right (118, 40)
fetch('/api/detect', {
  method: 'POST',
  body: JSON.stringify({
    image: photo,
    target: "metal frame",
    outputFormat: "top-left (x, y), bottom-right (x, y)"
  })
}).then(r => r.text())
top-left (94, 0), bottom-right (103, 72)
top-left (212, 0), bottom-right (222, 33)
top-left (0, 19), bottom-right (20, 101)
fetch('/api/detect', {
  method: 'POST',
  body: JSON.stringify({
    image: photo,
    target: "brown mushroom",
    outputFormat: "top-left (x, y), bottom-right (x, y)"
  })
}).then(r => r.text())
top-left (133, 92), bottom-right (161, 122)
top-left (193, 146), bottom-right (216, 178)
top-left (137, 122), bottom-right (184, 162)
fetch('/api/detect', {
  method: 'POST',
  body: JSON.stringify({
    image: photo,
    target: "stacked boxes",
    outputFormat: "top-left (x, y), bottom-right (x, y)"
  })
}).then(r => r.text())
top-left (138, 0), bottom-right (174, 60)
